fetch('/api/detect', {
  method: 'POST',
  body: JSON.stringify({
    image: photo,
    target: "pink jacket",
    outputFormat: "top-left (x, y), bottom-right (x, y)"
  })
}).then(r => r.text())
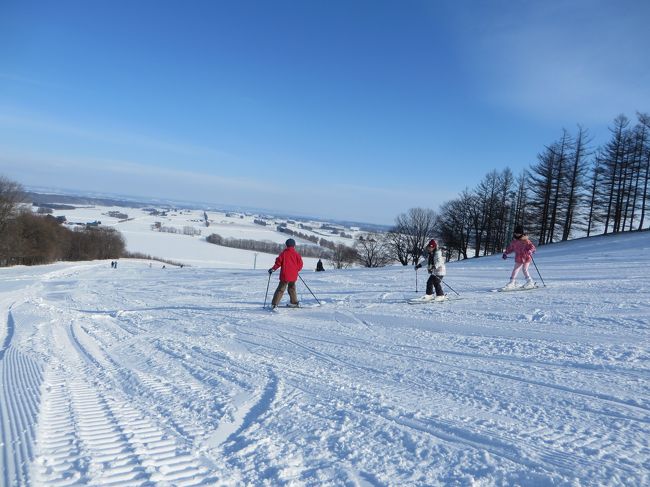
top-left (505, 236), bottom-right (536, 263)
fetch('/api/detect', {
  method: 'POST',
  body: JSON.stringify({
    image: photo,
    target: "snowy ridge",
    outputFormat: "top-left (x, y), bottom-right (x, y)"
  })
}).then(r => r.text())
top-left (0, 231), bottom-right (649, 485)
top-left (1, 345), bottom-right (44, 486)
top-left (30, 305), bottom-right (216, 485)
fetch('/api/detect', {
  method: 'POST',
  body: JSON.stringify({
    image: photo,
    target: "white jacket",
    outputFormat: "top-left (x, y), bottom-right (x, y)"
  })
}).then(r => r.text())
top-left (418, 248), bottom-right (446, 277)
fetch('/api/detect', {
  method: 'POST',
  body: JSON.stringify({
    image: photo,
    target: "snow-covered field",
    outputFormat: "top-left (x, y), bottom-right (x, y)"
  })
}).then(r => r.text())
top-left (1, 230), bottom-right (649, 486)
top-left (43, 204), bottom-right (358, 269)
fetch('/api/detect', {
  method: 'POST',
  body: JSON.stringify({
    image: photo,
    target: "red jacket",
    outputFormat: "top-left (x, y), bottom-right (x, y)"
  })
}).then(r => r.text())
top-left (272, 247), bottom-right (303, 282)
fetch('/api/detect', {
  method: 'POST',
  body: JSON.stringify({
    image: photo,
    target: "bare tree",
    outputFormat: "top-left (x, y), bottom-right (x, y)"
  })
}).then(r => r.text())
top-left (329, 243), bottom-right (357, 269)
top-left (510, 171), bottom-right (529, 243)
top-left (547, 130), bottom-right (571, 243)
top-left (393, 208), bottom-right (438, 264)
top-left (355, 234), bottom-right (393, 268)
top-left (599, 115), bottom-right (631, 234)
top-left (585, 152), bottom-right (603, 237)
top-left (637, 113), bottom-right (650, 230)
top-left (438, 191), bottom-right (473, 260)
top-left (385, 229), bottom-right (411, 265)
top-left (0, 176), bottom-right (26, 264)
top-left (562, 126), bottom-right (591, 240)
top-left (0, 176), bottom-right (25, 233)
top-left (464, 169), bottom-right (515, 256)
top-left (528, 141), bottom-right (558, 245)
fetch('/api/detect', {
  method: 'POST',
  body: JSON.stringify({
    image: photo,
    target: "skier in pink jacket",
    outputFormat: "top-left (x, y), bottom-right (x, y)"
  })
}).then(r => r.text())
top-left (502, 225), bottom-right (536, 290)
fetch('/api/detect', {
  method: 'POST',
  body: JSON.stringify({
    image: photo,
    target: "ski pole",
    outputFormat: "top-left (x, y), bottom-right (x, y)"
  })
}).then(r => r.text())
top-left (442, 279), bottom-right (460, 296)
top-left (415, 267), bottom-right (418, 293)
top-left (298, 274), bottom-right (321, 305)
top-left (531, 256), bottom-right (546, 287)
top-left (263, 272), bottom-right (272, 308)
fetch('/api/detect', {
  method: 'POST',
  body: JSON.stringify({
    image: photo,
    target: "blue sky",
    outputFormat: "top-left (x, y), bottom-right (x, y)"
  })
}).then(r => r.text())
top-left (1, 0), bottom-right (648, 224)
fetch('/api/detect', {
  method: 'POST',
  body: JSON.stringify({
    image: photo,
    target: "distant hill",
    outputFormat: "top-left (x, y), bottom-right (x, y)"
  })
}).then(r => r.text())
top-left (26, 192), bottom-right (152, 209)
top-left (25, 190), bottom-right (390, 231)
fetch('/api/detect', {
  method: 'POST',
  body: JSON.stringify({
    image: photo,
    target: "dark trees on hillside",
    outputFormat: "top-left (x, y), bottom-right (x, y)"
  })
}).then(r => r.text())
top-left (593, 114), bottom-right (650, 234)
top-left (0, 211), bottom-right (125, 267)
top-left (1, 175), bottom-right (125, 266)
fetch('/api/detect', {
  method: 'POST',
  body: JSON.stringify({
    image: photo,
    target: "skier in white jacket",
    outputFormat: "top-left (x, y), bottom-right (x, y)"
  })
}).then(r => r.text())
top-left (414, 239), bottom-right (447, 301)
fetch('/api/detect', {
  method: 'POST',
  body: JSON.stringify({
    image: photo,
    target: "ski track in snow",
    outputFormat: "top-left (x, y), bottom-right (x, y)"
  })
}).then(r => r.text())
top-left (0, 232), bottom-right (649, 485)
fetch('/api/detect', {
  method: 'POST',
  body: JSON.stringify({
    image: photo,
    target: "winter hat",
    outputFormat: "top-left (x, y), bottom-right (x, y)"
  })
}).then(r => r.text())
top-left (427, 239), bottom-right (437, 248)
top-left (514, 225), bottom-right (524, 235)
top-left (285, 238), bottom-right (296, 247)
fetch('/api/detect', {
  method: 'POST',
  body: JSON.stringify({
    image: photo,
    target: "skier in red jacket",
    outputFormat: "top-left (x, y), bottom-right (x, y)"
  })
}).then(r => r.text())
top-left (269, 238), bottom-right (304, 309)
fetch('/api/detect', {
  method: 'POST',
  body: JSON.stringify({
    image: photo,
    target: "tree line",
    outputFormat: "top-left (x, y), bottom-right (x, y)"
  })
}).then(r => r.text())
top-left (0, 178), bottom-right (125, 267)
top-left (206, 233), bottom-right (330, 259)
top-left (421, 112), bottom-right (649, 262)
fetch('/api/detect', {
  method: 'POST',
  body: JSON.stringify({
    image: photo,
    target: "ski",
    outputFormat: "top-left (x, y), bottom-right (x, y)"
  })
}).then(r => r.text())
top-left (268, 303), bottom-right (321, 312)
top-left (407, 296), bottom-right (461, 305)
top-left (491, 285), bottom-right (540, 293)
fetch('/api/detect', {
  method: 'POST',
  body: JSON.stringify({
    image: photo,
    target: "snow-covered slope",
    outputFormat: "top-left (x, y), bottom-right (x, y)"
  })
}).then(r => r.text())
top-left (1, 231), bottom-right (649, 485)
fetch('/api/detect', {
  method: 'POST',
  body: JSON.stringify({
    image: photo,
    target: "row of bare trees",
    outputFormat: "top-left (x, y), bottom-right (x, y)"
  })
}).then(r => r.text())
top-left (590, 114), bottom-right (649, 235)
top-left (0, 177), bottom-right (125, 266)
top-left (430, 112), bottom-right (649, 261)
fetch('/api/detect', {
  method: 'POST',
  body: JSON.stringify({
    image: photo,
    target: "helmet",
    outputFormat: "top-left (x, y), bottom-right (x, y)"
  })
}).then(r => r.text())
top-left (427, 239), bottom-right (437, 248)
top-left (285, 238), bottom-right (296, 247)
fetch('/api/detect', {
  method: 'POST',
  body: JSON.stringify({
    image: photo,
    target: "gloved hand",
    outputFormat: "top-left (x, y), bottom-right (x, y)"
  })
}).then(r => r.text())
top-left (415, 263), bottom-right (422, 270)
top-left (502, 253), bottom-right (508, 260)
top-left (268, 268), bottom-right (274, 275)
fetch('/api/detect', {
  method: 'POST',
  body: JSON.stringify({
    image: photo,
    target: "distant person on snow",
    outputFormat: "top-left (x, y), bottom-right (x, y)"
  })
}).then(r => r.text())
top-left (269, 239), bottom-right (304, 309)
top-left (414, 239), bottom-right (447, 302)
top-left (502, 225), bottom-right (536, 289)
top-left (316, 259), bottom-right (325, 272)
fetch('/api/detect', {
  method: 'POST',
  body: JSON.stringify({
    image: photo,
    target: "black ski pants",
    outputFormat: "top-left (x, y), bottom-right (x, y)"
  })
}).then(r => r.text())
top-left (426, 274), bottom-right (444, 297)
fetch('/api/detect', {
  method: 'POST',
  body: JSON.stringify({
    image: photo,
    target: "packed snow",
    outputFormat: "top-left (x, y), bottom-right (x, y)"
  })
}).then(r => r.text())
top-left (1, 226), bottom-right (649, 485)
